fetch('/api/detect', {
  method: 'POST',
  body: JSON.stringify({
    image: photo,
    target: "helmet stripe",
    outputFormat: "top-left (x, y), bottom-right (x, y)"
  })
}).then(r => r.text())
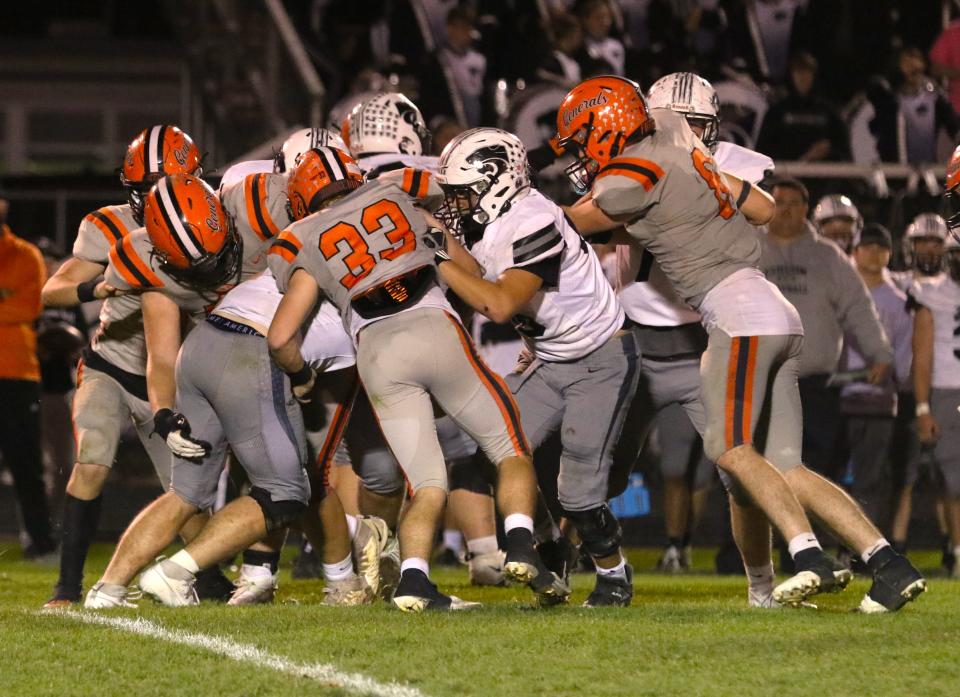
top-left (146, 126), bottom-right (164, 174)
top-left (157, 177), bottom-right (203, 259)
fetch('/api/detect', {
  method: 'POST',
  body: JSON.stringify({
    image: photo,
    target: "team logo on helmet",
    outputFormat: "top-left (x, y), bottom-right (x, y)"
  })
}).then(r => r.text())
top-left (561, 93), bottom-right (608, 130)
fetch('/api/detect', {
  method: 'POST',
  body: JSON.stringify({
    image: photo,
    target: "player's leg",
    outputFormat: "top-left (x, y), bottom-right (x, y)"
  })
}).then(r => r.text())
top-left (846, 416), bottom-right (895, 534)
top-left (932, 389), bottom-right (960, 577)
top-left (347, 388), bottom-right (406, 528)
top-left (655, 402), bottom-right (698, 571)
top-left (47, 366), bottom-right (127, 606)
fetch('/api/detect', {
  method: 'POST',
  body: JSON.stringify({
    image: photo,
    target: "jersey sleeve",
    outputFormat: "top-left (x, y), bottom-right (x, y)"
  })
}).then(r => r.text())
top-left (267, 228), bottom-right (308, 293)
top-left (105, 233), bottom-right (164, 291)
top-left (73, 208), bottom-right (131, 264)
top-left (380, 169), bottom-right (444, 211)
top-left (906, 280), bottom-right (930, 310)
top-left (224, 173), bottom-right (289, 243)
top-left (508, 212), bottom-right (565, 286)
top-left (592, 156), bottom-right (665, 218)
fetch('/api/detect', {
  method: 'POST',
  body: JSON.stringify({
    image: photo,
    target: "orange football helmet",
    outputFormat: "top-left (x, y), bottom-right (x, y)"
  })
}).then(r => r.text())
top-left (556, 76), bottom-right (655, 194)
top-left (945, 144), bottom-right (960, 239)
top-left (121, 125), bottom-right (203, 224)
top-left (142, 174), bottom-right (240, 291)
top-left (287, 146), bottom-right (364, 220)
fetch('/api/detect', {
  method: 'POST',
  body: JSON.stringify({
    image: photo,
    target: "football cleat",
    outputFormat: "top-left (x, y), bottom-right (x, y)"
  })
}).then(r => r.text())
top-left (227, 565), bottom-right (277, 606)
top-left (194, 565), bottom-right (236, 602)
top-left (292, 539), bottom-right (323, 579)
top-left (392, 569), bottom-right (481, 613)
top-left (83, 581), bottom-right (141, 609)
top-left (42, 598), bottom-right (76, 610)
top-left (504, 529), bottom-right (571, 607)
top-left (583, 564), bottom-right (634, 608)
top-left (858, 554), bottom-right (927, 614)
top-left (773, 551), bottom-right (852, 608)
top-left (536, 536), bottom-right (579, 586)
top-left (655, 545), bottom-right (689, 573)
top-left (322, 575), bottom-right (376, 606)
top-left (467, 550), bottom-right (507, 586)
top-left (139, 560), bottom-right (199, 607)
top-left (351, 515), bottom-right (391, 597)
top-left (378, 534), bottom-right (401, 601)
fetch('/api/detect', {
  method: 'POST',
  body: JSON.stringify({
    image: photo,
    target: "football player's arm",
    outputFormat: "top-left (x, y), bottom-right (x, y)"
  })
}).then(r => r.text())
top-left (724, 172), bottom-right (775, 226)
top-left (141, 290), bottom-right (182, 413)
top-left (418, 209), bottom-right (483, 276)
top-left (438, 262), bottom-right (541, 324)
top-left (911, 305), bottom-right (938, 443)
top-left (41, 257), bottom-right (127, 307)
top-left (268, 269), bottom-right (320, 402)
top-left (563, 196), bottom-right (628, 237)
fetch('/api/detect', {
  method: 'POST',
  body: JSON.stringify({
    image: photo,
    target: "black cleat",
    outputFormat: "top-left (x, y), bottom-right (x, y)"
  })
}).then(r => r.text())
top-left (391, 569), bottom-right (480, 613)
top-left (292, 541), bottom-right (323, 579)
top-left (583, 564), bottom-right (634, 607)
top-left (774, 549), bottom-right (852, 607)
top-left (503, 529), bottom-right (570, 607)
top-left (536, 536), bottom-right (579, 585)
top-left (194, 566), bottom-right (235, 602)
top-left (858, 553), bottom-right (927, 613)
top-left (433, 546), bottom-right (463, 567)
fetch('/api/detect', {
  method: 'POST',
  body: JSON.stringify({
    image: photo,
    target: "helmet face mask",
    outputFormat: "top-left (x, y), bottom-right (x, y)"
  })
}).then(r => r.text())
top-left (903, 213), bottom-right (948, 275)
top-left (945, 185), bottom-right (960, 240)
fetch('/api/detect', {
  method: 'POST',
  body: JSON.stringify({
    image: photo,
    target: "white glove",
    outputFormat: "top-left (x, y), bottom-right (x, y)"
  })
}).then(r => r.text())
top-left (153, 409), bottom-right (211, 463)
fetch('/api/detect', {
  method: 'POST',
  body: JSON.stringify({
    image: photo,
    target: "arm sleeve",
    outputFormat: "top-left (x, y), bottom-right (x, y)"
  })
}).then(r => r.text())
top-left (592, 157), bottom-right (664, 218)
top-left (833, 252), bottom-right (893, 365)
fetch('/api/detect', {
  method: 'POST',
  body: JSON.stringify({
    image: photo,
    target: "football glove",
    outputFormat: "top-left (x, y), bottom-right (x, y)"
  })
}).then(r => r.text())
top-left (153, 409), bottom-right (212, 463)
top-left (422, 227), bottom-right (452, 264)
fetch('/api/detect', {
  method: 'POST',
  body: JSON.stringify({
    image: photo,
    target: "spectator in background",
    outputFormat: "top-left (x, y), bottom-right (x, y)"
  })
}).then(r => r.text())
top-left (432, 116), bottom-right (467, 154)
top-left (35, 238), bottom-right (87, 510)
top-left (869, 46), bottom-right (959, 165)
top-left (929, 14), bottom-right (960, 115)
top-left (577, 0), bottom-right (625, 76)
top-left (760, 178), bottom-right (892, 491)
top-left (676, 0), bottom-right (729, 80)
top-left (0, 189), bottom-right (56, 559)
top-left (535, 13), bottom-right (583, 86)
top-left (418, 6), bottom-right (488, 127)
top-left (757, 52), bottom-right (849, 162)
top-left (840, 224), bottom-right (913, 537)
top-left (725, 0), bottom-right (812, 86)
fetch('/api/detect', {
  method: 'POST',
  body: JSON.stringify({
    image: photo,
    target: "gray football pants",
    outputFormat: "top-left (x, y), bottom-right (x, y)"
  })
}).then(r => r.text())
top-left (171, 321), bottom-right (310, 510)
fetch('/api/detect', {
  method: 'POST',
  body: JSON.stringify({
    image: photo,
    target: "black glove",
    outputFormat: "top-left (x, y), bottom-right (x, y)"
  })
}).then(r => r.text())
top-left (153, 408), bottom-right (212, 462)
top-left (423, 227), bottom-right (452, 264)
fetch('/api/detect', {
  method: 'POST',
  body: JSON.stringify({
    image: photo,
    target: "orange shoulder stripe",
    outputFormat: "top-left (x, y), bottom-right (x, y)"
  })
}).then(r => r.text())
top-left (109, 237), bottom-right (163, 289)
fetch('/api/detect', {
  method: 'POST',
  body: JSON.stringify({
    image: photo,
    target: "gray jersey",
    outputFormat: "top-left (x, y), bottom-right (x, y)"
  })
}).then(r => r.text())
top-left (73, 204), bottom-right (138, 264)
top-left (269, 178), bottom-right (450, 338)
top-left (219, 172), bottom-right (292, 254)
top-left (591, 108), bottom-right (761, 308)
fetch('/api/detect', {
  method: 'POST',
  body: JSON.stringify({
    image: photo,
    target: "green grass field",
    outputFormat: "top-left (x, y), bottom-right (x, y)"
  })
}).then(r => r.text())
top-left (1, 543), bottom-right (958, 697)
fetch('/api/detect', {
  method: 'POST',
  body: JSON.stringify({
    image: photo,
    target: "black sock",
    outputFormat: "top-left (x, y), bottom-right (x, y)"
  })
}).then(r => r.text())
top-left (667, 536), bottom-right (683, 549)
top-left (792, 547), bottom-right (824, 570)
top-left (55, 493), bottom-right (102, 599)
top-left (242, 549), bottom-right (280, 574)
top-left (680, 531), bottom-right (692, 548)
top-left (866, 545), bottom-right (898, 574)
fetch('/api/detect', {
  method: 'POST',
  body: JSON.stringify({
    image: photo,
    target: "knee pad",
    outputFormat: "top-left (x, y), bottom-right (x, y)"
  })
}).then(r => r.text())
top-left (448, 454), bottom-right (495, 496)
top-left (564, 504), bottom-right (622, 559)
top-left (249, 487), bottom-right (306, 531)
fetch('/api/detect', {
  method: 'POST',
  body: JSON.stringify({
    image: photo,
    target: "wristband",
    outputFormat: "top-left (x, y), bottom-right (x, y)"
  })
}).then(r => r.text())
top-left (915, 402), bottom-right (931, 417)
top-left (736, 180), bottom-right (753, 209)
top-left (77, 279), bottom-right (100, 303)
top-left (288, 363), bottom-right (313, 387)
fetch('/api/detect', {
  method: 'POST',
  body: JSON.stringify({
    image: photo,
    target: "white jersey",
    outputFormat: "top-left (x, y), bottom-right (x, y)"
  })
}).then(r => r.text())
top-left (218, 159), bottom-right (274, 190)
top-left (213, 270), bottom-right (355, 373)
top-left (600, 141), bottom-right (773, 327)
top-left (910, 275), bottom-right (960, 389)
top-left (469, 189), bottom-right (624, 361)
top-left (889, 268), bottom-right (941, 294)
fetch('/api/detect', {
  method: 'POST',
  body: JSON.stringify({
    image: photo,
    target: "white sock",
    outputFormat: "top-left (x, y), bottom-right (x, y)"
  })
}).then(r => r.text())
top-left (503, 513), bottom-right (534, 534)
top-left (860, 538), bottom-right (890, 563)
top-left (345, 514), bottom-right (359, 541)
top-left (442, 529), bottom-right (463, 553)
top-left (322, 553), bottom-right (355, 583)
top-left (240, 563), bottom-right (274, 580)
top-left (169, 549), bottom-right (200, 574)
top-left (595, 556), bottom-right (627, 578)
top-left (787, 533), bottom-right (821, 559)
top-left (466, 535), bottom-right (499, 556)
top-left (400, 557), bottom-right (430, 576)
top-left (746, 563), bottom-right (775, 590)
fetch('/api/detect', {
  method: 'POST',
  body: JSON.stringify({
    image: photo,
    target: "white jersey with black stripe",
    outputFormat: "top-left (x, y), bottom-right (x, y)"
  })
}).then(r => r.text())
top-left (468, 188), bottom-right (624, 361)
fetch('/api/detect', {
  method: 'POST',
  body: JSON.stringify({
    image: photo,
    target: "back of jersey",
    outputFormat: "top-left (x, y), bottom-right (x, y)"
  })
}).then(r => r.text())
top-left (270, 178), bottom-right (447, 338)
top-left (593, 108), bottom-right (761, 308)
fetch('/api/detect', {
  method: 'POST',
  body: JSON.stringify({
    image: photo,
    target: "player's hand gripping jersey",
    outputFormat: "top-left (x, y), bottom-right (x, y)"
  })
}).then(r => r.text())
top-left (468, 188), bottom-right (624, 361)
top-left (591, 108), bottom-right (762, 309)
top-left (269, 178), bottom-right (452, 340)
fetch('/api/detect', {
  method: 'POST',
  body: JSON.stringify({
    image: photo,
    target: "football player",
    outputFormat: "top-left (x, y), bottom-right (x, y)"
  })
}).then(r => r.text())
top-left (891, 213), bottom-right (949, 292)
top-left (812, 194), bottom-right (864, 255)
top-left (559, 76), bottom-right (925, 610)
top-left (435, 128), bottom-right (641, 607)
top-left (218, 126), bottom-right (347, 189)
top-left (268, 146), bottom-right (568, 611)
top-left (39, 126), bottom-right (234, 607)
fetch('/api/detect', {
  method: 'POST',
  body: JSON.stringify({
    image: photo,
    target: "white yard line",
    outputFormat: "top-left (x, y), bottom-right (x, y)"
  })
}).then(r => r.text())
top-left (37, 609), bottom-right (427, 697)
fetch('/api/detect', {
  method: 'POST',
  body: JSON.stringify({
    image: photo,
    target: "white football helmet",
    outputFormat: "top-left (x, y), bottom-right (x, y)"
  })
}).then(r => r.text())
top-left (343, 93), bottom-right (430, 157)
top-left (646, 72), bottom-right (721, 152)
top-left (813, 194), bottom-right (863, 251)
top-left (436, 128), bottom-right (531, 236)
top-left (274, 128), bottom-right (347, 175)
top-left (903, 212), bottom-right (948, 275)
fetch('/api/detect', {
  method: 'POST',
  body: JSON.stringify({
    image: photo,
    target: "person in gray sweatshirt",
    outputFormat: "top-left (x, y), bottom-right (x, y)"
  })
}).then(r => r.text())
top-left (760, 178), bottom-right (893, 484)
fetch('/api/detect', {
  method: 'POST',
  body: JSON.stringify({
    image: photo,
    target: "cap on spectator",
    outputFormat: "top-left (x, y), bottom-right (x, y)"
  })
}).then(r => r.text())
top-left (855, 223), bottom-right (892, 249)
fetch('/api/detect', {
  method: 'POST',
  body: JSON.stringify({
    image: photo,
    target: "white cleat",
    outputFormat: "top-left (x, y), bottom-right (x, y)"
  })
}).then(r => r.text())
top-left (322, 575), bottom-right (375, 606)
top-left (468, 550), bottom-right (506, 586)
top-left (83, 582), bottom-right (140, 609)
top-left (228, 565), bottom-right (277, 606)
top-left (351, 516), bottom-right (390, 597)
top-left (139, 561), bottom-right (199, 607)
